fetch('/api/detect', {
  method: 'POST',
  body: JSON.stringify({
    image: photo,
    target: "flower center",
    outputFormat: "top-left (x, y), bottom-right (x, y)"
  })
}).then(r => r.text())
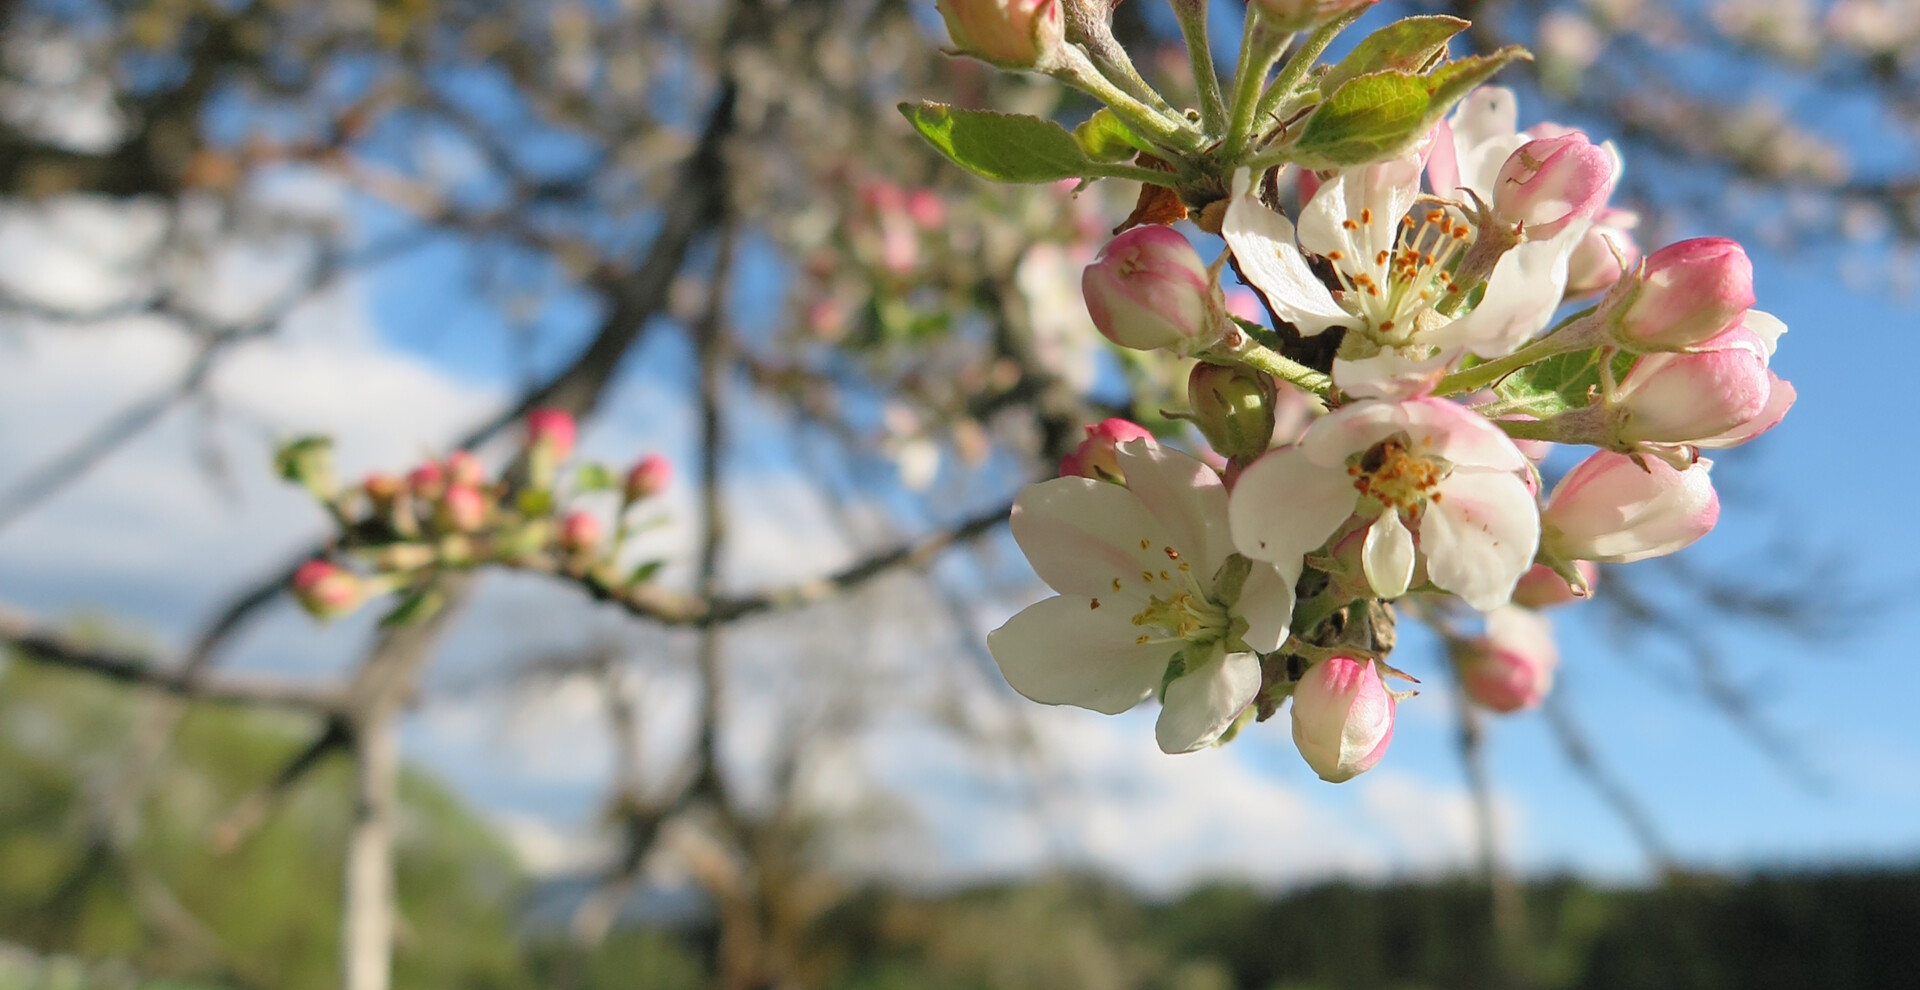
top-left (1348, 436), bottom-right (1449, 513)
top-left (1324, 208), bottom-right (1471, 343)
top-left (1117, 545), bottom-right (1230, 647)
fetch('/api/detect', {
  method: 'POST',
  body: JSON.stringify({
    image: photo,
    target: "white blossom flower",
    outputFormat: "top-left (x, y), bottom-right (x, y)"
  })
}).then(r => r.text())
top-left (988, 438), bottom-right (1297, 753)
top-left (1227, 397), bottom-right (1539, 611)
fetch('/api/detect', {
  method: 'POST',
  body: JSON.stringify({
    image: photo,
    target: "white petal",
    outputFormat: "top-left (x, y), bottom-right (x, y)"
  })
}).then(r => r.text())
top-left (987, 596), bottom-right (1168, 715)
top-left (1452, 87), bottom-right (1519, 151)
top-left (1009, 477), bottom-right (1166, 599)
top-left (1418, 470), bottom-right (1541, 610)
top-left (1113, 439), bottom-right (1233, 575)
top-left (1224, 169), bottom-right (1349, 336)
top-left (1332, 347), bottom-right (1457, 401)
top-left (1434, 223), bottom-right (1584, 359)
top-left (1363, 510), bottom-right (1416, 598)
top-left (1298, 399), bottom-right (1409, 468)
top-left (1228, 447), bottom-right (1356, 566)
top-left (1237, 561), bottom-right (1298, 653)
top-left (1296, 169), bottom-right (1360, 260)
top-left (1402, 398), bottom-right (1532, 472)
top-left (1744, 309), bottom-right (1787, 358)
top-left (1156, 646), bottom-right (1262, 754)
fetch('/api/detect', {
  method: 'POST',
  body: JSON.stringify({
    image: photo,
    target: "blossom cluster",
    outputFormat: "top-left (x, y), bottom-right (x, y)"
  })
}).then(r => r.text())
top-left (278, 410), bottom-right (672, 624)
top-left (984, 87), bottom-right (1793, 782)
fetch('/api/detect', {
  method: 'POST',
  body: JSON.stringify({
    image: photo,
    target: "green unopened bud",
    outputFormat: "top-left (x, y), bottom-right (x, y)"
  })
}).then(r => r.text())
top-left (274, 436), bottom-right (338, 501)
top-left (1188, 362), bottom-right (1276, 461)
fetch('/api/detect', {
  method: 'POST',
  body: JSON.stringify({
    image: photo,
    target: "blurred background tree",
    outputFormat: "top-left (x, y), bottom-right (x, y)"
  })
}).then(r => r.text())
top-left (0, 0), bottom-right (1911, 987)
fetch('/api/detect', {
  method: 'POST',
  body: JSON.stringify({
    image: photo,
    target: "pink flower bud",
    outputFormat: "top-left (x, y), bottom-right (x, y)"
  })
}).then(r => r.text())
top-left (906, 190), bottom-right (947, 230)
top-left (1188, 363), bottom-right (1276, 462)
top-left (526, 408), bottom-right (578, 461)
top-left (442, 484), bottom-right (488, 533)
top-left (1612, 238), bottom-right (1755, 349)
top-left (407, 462), bottom-right (446, 500)
top-left (1543, 451), bottom-right (1719, 563)
top-left (1058, 419), bottom-right (1154, 482)
top-left (292, 560), bottom-right (362, 620)
top-left (1565, 208), bottom-right (1641, 297)
top-left (561, 510), bottom-right (603, 552)
top-left (446, 450), bottom-right (486, 488)
top-left (1615, 324), bottom-right (1773, 445)
top-left (1082, 226), bottom-right (1219, 353)
top-left (1290, 655), bottom-right (1396, 783)
top-left (935, 0), bottom-right (1064, 68)
top-left (1511, 560), bottom-right (1599, 609)
top-left (626, 454), bottom-right (672, 501)
top-left (363, 473), bottom-right (403, 505)
top-left (1458, 607), bottom-right (1559, 713)
top-left (1493, 132), bottom-right (1617, 238)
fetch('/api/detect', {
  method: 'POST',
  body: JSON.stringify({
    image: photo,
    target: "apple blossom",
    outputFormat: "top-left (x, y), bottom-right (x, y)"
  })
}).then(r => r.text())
top-left (1565, 208), bottom-right (1641, 297)
top-left (447, 450), bottom-right (486, 488)
top-left (407, 461), bottom-right (446, 500)
top-left (1492, 131), bottom-right (1618, 239)
top-left (1542, 451), bottom-right (1719, 564)
top-left (526, 408), bottom-right (578, 461)
top-left (988, 438), bottom-right (1298, 754)
top-left (1059, 418), bottom-right (1156, 482)
top-left (1290, 654), bottom-right (1396, 782)
top-left (1457, 606), bottom-right (1558, 712)
top-left (626, 455), bottom-right (672, 501)
top-left (1082, 226), bottom-right (1222, 354)
top-left (293, 560), bottom-right (362, 620)
top-left (1229, 398), bottom-right (1538, 610)
top-left (1511, 560), bottom-right (1599, 609)
top-left (561, 510), bottom-right (604, 552)
top-left (1614, 317), bottom-right (1788, 446)
top-left (935, 0), bottom-right (1064, 69)
top-left (1611, 237), bottom-right (1756, 349)
top-left (442, 484), bottom-right (487, 533)
top-left (1427, 88), bottom-right (1529, 204)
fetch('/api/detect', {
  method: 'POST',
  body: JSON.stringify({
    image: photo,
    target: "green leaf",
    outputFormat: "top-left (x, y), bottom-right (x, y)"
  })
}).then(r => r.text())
top-left (573, 462), bottom-right (617, 492)
top-left (899, 102), bottom-right (1095, 183)
top-left (273, 435), bottom-right (337, 499)
top-left (1321, 16), bottom-right (1469, 93)
top-left (628, 559), bottom-right (665, 585)
top-left (1496, 346), bottom-right (1636, 419)
top-left (1074, 109), bottom-right (1152, 164)
top-left (1290, 47), bottom-right (1531, 169)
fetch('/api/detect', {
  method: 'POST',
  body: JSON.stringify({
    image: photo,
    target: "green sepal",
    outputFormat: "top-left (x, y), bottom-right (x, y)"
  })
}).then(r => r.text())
top-left (1289, 47), bottom-right (1531, 169)
top-left (1074, 109), bottom-right (1153, 163)
top-left (900, 102), bottom-right (1097, 184)
top-left (1320, 15), bottom-right (1470, 94)
top-left (379, 586), bottom-right (444, 628)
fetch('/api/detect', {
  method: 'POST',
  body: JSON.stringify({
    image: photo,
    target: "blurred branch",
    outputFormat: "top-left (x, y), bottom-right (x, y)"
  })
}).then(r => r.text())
top-left (1541, 687), bottom-right (1678, 875)
top-left (0, 603), bottom-right (347, 713)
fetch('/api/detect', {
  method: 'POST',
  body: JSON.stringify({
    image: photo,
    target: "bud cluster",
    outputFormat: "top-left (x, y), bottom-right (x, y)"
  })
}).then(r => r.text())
top-left (281, 409), bottom-right (674, 627)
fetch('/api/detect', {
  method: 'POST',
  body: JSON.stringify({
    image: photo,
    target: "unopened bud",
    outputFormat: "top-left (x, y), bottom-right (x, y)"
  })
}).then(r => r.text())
top-left (1290, 655), bottom-right (1395, 783)
top-left (446, 450), bottom-right (486, 488)
top-left (561, 510), bottom-right (603, 552)
top-left (1565, 208), bottom-right (1640, 298)
top-left (1611, 238), bottom-right (1754, 349)
top-left (274, 436), bottom-right (338, 501)
top-left (1188, 363), bottom-right (1276, 462)
top-left (292, 560), bottom-right (362, 620)
top-left (625, 455), bottom-right (672, 502)
top-left (1511, 560), bottom-right (1599, 609)
top-left (1493, 132), bottom-right (1617, 239)
top-left (407, 462), bottom-right (446, 500)
top-left (1542, 451), bottom-right (1719, 563)
top-left (442, 484), bottom-right (488, 533)
top-left (1059, 419), bottom-right (1154, 482)
top-left (935, 0), bottom-right (1064, 69)
top-left (1458, 607), bottom-right (1558, 713)
top-left (363, 473), bottom-right (404, 506)
top-left (1082, 226), bottom-right (1221, 354)
top-left (1615, 324), bottom-right (1772, 445)
top-left (526, 408), bottom-right (578, 461)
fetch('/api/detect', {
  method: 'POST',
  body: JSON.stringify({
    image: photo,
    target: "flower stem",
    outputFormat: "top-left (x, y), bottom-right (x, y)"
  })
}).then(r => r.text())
top-left (1170, 0), bottom-right (1229, 136)
top-left (1218, 332), bottom-right (1331, 396)
top-left (1220, 17), bottom-right (1292, 163)
top-left (1433, 311), bottom-right (1604, 397)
